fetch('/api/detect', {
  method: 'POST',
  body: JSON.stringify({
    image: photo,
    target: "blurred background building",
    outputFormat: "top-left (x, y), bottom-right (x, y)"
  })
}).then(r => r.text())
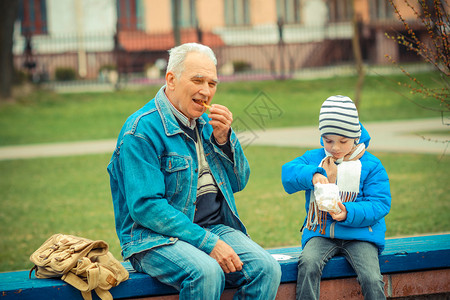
top-left (12, 0), bottom-right (434, 87)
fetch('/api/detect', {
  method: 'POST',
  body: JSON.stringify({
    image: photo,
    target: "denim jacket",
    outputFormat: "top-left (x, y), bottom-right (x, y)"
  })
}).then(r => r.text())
top-left (107, 86), bottom-right (250, 260)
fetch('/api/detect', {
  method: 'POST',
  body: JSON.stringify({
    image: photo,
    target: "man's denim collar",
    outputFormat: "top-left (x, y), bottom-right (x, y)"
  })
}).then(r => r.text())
top-left (162, 88), bottom-right (197, 129)
top-left (155, 85), bottom-right (206, 136)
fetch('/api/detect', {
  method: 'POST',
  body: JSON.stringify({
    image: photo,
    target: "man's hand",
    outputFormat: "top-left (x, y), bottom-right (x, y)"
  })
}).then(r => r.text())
top-left (208, 104), bottom-right (232, 145)
top-left (209, 239), bottom-right (243, 273)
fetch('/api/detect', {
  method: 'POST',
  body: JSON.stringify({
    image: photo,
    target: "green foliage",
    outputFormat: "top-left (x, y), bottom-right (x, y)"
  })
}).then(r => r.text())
top-left (13, 69), bottom-right (28, 85)
top-left (99, 64), bottom-right (117, 72)
top-left (55, 67), bottom-right (77, 81)
top-left (233, 60), bottom-right (252, 73)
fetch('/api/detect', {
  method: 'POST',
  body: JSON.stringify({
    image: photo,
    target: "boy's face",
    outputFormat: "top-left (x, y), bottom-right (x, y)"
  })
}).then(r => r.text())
top-left (322, 135), bottom-right (355, 159)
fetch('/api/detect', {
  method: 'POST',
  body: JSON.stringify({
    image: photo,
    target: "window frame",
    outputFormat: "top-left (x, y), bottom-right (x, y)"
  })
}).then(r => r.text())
top-left (277, 0), bottom-right (301, 24)
top-left (224, 0), bottom-right (250, 26)
top-left (116, 0), bottom-right (144, 31)
top-left (369, 0), bottom-right (395, 21)
top-left (19, 0), bottom-right (48, 36)
top-left (329, 0), bottom-right (353, 23)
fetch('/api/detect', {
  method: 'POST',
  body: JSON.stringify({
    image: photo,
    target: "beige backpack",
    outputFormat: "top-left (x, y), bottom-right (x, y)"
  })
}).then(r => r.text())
top-left (30, 234), bottom-right (129, 300)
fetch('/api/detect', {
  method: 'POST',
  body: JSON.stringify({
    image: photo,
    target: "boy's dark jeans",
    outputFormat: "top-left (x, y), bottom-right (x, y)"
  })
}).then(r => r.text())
top-left (296, 237), bottom-right (385, 300)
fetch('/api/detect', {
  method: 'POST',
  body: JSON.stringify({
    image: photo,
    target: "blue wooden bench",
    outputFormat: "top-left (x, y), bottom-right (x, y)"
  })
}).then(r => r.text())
top-left (1, 234), bottom-right (449, 299)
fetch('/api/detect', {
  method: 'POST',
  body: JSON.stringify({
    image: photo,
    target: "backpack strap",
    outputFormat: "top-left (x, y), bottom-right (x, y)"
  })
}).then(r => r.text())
top-left (93, 288), bottom-right (113, 300)
top-left (29, 265), bottom-right (37, 279)
top-left (62, 258), bottom-right (100, 298)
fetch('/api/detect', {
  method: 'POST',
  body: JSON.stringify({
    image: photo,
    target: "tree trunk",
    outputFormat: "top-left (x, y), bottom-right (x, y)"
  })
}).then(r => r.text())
top-left (0, 0), bottom-right (19, 101)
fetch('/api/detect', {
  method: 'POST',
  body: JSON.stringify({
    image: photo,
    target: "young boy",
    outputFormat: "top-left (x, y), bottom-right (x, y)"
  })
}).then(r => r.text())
top-left (281, 95), bottom-right (391, 300)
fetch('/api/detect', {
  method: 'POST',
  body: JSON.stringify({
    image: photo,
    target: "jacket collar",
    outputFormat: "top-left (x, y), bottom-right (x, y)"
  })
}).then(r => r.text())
top-left (155, 85), bottom-right (206, 137)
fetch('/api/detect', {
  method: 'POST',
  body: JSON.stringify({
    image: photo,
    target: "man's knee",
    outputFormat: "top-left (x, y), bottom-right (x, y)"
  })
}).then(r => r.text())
top-left (266, 256), bottom-right (282, 281)
top-left (251, 253), bottom-right (282, 283)
top-left (191, 259), bottom-right (225, 287)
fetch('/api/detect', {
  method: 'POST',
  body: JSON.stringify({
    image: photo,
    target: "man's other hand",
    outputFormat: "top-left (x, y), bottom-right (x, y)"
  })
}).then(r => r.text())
top-left (209, 239), bottom-right (243, 273)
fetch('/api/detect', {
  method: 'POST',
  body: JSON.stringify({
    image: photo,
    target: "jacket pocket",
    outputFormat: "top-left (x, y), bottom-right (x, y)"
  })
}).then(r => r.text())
top-left (160, 154), bottom-right (190, 198)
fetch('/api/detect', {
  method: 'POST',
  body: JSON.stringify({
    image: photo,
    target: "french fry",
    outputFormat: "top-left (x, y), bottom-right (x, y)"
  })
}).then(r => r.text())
top-left (202, 102), bottom-right (211, 109)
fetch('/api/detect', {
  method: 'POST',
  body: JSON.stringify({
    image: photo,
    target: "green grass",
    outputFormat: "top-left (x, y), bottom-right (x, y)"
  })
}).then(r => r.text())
top-left (0, 147), bottom-right (448, 272)
top-left (0, 72), bottom-right (448, 272)
top-left (0, 72), bottom-right (443, 146)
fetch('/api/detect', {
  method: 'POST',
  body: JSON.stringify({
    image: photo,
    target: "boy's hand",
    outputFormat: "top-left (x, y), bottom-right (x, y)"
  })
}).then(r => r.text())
top-left (313, 173), bottom-right (329, 185)
top-left (329, 202), bottom-right (347, 221)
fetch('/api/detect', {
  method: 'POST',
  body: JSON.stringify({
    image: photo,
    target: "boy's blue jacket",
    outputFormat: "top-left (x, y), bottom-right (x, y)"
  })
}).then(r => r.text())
top-left (281, 124), bottom-right (391, 253)
top-left (107, 86), bottom-right (250, 260)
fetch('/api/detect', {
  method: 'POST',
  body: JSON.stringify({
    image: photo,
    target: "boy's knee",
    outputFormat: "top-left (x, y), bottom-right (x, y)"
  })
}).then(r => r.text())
top-left (358, 271), bottom-right (383, 287)
top-left (298, 256), bottom-right (322, 277)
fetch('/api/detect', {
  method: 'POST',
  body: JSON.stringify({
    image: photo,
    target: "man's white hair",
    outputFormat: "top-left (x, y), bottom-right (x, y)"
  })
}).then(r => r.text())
top-left (166, 43), bottom-right (217, 78)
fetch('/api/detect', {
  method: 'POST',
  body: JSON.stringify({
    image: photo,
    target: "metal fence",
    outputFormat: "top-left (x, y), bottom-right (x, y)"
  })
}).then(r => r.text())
top-left (12, 22), bottom-right (426, 90)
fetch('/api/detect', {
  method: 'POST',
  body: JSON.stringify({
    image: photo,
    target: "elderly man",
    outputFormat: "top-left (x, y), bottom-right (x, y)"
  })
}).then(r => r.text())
top-left (107, 43), bottom-right (281, 299)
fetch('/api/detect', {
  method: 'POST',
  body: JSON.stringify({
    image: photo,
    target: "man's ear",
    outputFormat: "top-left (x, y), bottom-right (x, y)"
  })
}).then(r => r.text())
top-left (166, 71), bottom-right (176, 90)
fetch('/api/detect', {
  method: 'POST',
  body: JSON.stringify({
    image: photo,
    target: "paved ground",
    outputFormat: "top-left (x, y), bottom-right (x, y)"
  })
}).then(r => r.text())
top-left (0, 118), bottom-right (448, 161)
top-left (239, 118), bottom-right (449, 155)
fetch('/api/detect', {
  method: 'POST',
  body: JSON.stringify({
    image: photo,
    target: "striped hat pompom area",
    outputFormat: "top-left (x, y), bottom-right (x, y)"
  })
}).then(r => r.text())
top-left (319, 95), bottom-right (361, 139)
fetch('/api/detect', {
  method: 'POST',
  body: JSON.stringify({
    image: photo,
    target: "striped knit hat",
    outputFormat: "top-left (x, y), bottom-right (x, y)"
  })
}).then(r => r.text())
top-left (319, 95), bottom-right (361, 139)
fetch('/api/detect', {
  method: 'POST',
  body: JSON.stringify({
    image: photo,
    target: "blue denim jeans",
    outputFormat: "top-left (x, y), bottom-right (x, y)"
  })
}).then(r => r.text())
top-left (130, 224), bottom-right (281, 300)
top-left (296, 237), bottom-right (385, 300)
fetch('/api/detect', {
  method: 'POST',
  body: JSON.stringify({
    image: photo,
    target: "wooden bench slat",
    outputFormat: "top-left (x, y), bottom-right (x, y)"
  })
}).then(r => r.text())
top-left (1, 234), bottom-right (449, 300)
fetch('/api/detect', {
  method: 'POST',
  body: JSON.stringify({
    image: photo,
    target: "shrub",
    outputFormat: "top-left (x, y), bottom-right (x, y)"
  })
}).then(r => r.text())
top-left (55, 68), bottom-right (76, 81)
top-left (99, 64), bottom-right (117, 72)
top-left (13, 69), bottom-right (28, 85)
top-left (233, 61), bottom-right (252, 73)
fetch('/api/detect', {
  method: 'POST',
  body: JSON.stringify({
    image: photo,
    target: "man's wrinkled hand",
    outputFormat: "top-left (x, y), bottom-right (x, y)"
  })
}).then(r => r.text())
top-left (208, 104), bottom-right (232, 145)
top-left (209, 239), bottom-right (243, 273)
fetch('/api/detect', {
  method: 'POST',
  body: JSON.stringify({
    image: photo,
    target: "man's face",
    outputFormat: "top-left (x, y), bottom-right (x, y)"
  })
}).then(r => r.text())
top-left (166, 52), bottom-right (218, 120)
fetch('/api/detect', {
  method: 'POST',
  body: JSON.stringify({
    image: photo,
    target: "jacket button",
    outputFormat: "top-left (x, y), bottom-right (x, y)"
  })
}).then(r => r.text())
top-left (194, 168), bottom-right (198, 173)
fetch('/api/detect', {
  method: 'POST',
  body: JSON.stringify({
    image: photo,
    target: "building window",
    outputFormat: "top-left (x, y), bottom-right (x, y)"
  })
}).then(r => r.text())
top-left (277, 0), bottom-right (301, 24)
top-left (180, 0), bottom-right (197, 28)
top-left (225, 0), bottom-right (250, 26)
top-left (329, 0), bottom-right (353, 23)
top-left (116, 0), bottom-right (144, 31)
top-left (172, 0), bottom-right (197, 28)
top-left (370, 0), bottom-right (394, 20)
top-left (19, 0), bottom-right (48, 35)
